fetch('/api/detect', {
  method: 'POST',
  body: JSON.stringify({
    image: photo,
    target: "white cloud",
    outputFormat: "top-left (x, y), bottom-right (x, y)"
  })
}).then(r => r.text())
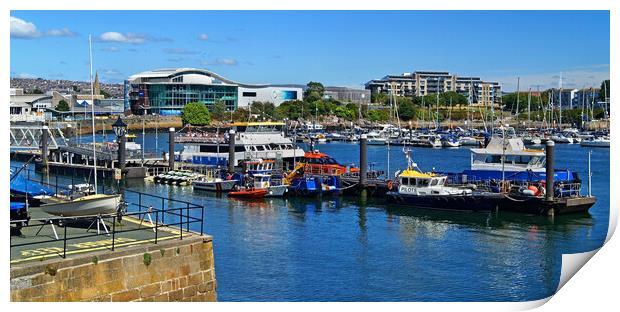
top-left (46, 28), bottom-right (77, 37)
top-left (13, 73), bottom-right (36, 79)
top-left (198, 34), bottom-right (209, 41)
top-left (102, 69), bottom-right (122, 76)
top-left (100, 47), bottom-right (120, 52)
top-left (10, 16), bottom-right (40, 38)
top-left (99, 32), bottom-right (146, 44)
top-left (163, 48), bottom-right (197, 55)
top-left (215, 58), bottom-right (238, 66)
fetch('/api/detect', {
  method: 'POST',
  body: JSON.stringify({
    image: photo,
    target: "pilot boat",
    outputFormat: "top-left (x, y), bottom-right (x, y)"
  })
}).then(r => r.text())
top-left (386, 150), bottom-right (500, 211)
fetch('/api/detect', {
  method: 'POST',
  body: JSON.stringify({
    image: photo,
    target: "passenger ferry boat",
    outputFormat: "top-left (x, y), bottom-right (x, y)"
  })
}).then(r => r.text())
top-left (176, 122), bottom-right (305, 168)
top-left (387, 150), bottom-right (501, 211)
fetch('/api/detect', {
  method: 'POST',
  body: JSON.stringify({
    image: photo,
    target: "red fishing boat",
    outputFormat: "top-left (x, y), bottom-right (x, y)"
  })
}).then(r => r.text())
top-left (228, 188), bottom-right (269, 198)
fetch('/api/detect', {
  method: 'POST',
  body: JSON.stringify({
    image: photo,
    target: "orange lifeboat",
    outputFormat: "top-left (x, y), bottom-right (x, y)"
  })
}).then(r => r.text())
top-left (228, 188), bottom-right (269, 198)
top-left (301, 151), bottom-right (359, 176)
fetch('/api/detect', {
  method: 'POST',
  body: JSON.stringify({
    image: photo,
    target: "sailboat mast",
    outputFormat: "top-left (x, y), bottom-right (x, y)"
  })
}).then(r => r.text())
top-left (604, 80), bottom-right (608, 120)
top-left (515, 78), bottom-right (520, 133)
top-left (581, 86), bottom-right (585, 129)
top-left (435, 89), bottom-right (439, 130)
top-left (89, 34), bottom-right (98, 193)
top-left (558, 72), bottom-right (563, 130)
top-left (527, 88), bottom-right (531, 125)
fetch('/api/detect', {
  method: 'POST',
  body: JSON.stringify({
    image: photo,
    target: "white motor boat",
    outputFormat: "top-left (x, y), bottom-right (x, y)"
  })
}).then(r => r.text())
top-left (192, 168), bottom-right (238, 192)
top-left (192, 178), bottom-right (238, 192)
top-left (459, 136), bottom-right (482, 147)
top-left (41, 194), bottom-right (121, 217)
top-left (580, 136), bottom-right (610, 148)
top-left (522, 136), bottom-right (542, 145)
top-left (550, 134), bottom-right (574, 144)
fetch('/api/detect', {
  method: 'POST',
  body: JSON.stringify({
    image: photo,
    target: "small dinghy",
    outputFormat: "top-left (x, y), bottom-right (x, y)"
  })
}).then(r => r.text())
top-left (228, 188), bottom-right (269, 199)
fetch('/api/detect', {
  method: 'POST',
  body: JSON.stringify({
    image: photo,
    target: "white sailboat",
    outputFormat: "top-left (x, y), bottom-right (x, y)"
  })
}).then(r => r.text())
top-left (42, 35), bottom-right (121, 217)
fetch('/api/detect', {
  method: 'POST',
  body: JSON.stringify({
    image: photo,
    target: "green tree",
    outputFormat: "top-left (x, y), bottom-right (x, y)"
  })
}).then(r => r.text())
top-left (371, 92), bottom-right (389, 105)
top-left (250, 101), bottom-right (277, 120)
top-left (365, 109), bottom-right (390, 122)
top-left (56, 99), bottom-right (70, 112)
top-left (599, 80), bottom-right (610, 102)
top-left (212, 100), bottom-right (227, 121)
top-left (396, 97), bottom-right (417, 121)
top-left (333, 106), bottom-right (355, 120)
top-left (181, 102), bottom-right (211, 126)
top-left (304, 82), bottom-right (325, 102)
top-left (232, 107), bottom-right (250, 122)
top-left (276, 100), bottom-right (304, 120)
top-left (31, 88), bottom-right (44, 94)
top-left (501, 92), bottom-right (531, 113)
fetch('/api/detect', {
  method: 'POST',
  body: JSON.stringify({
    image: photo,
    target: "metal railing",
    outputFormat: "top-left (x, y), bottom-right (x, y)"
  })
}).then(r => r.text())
top-left (10, 188), bottom-right (204, 261)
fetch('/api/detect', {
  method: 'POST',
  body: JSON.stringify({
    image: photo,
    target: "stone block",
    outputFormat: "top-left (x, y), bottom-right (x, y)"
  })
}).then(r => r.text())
top-left (31, 273), bottom-right (54, 286)
top-left (153, 293), bottom-right (169, 302)
top-left (188, 272), bottom-right (203, 286)
top-left (182, 285), bottom-right (197, 299)
top-left (140, 283), bottom-right (161, 298)
top-left (168, 289), bottom-right (183, 301)
top-left (111, 289), bottom-right (140, 302)
top-left (205, 291), bottom-right (216, 302)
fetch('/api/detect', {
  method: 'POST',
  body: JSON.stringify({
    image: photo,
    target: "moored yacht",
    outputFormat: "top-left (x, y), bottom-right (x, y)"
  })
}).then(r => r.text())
top-left (461, 136), bottom-right (576, 182)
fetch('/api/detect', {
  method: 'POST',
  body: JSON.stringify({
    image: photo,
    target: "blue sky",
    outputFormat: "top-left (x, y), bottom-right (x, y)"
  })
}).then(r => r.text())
top-left (10, 10), bottom-right (610, 91)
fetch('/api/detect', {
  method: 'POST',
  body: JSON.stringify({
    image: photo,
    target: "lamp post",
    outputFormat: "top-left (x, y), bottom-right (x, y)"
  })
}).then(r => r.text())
top-left (112, 116), bottom-right (128, 184)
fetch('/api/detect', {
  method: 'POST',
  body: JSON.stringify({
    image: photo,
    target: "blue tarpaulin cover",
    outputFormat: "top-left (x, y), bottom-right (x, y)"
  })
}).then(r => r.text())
top-left (10, 174), bottom-right (55, 197)
top-left (10, 202), bottom-right (26, 210)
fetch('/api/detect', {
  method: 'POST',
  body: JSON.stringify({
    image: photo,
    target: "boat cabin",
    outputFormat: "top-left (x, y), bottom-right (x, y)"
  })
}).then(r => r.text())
top-left (470, 136), bottom-right (546, 172)
top-left (397, 169), bottom-right (466, 196)
top-left (301, 151), bottom-right (359, 175)
top-left (243, 159), bottom-right (275, 174)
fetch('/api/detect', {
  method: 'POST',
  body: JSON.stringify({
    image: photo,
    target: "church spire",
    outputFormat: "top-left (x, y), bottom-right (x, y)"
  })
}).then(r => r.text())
top-left (94, 71), bottom-right (101, 96)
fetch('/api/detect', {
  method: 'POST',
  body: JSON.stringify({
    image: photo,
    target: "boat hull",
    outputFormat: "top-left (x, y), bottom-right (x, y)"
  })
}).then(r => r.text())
top-left (193, 180), bottom-right (238, 192)
top-left (387, 192), bottom-right (501, 212)
top-left (580, 141), bottom-right (610, 148)
top-left (41, 194), bottom-right (121, 217)
top-left (266, 185), bottom-right (288, 197)
top-left (228, 188), bottom-right (269, 198)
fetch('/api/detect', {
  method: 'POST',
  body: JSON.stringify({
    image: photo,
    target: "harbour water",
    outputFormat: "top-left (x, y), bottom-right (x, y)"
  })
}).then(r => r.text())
top-left (14, 135), bottom-right (610, 301)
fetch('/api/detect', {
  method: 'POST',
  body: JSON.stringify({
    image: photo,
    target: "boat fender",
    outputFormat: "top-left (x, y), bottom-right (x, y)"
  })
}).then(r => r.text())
top-left (521, 188), bottom-right (536, 196)
top-left (387, 180), bottom-right (394, 190)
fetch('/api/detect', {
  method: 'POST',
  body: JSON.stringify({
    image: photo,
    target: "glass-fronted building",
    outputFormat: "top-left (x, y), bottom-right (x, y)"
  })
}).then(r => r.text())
top-left (127, 68), bottom-right (302, 115)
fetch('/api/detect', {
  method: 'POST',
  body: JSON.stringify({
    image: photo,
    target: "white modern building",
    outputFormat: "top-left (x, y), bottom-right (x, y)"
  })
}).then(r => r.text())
top-left (127, 68), bottom-right (303, 115)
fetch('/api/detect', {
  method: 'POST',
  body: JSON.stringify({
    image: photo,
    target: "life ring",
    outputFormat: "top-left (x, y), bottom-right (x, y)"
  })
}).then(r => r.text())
top-left (387, 180), bottom-right (394, 190)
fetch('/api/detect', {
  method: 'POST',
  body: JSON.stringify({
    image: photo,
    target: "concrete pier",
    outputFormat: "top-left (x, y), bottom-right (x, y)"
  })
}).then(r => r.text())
top-left (11, 234), bottom-right (216, 302)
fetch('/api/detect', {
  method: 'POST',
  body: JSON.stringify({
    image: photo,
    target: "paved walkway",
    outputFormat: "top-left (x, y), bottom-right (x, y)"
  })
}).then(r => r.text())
top-left (10, 207), bottom-right (185, 265)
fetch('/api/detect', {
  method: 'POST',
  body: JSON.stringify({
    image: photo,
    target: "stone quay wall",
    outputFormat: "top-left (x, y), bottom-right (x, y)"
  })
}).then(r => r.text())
top-left (10, 235), bottom-right (216, 302)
